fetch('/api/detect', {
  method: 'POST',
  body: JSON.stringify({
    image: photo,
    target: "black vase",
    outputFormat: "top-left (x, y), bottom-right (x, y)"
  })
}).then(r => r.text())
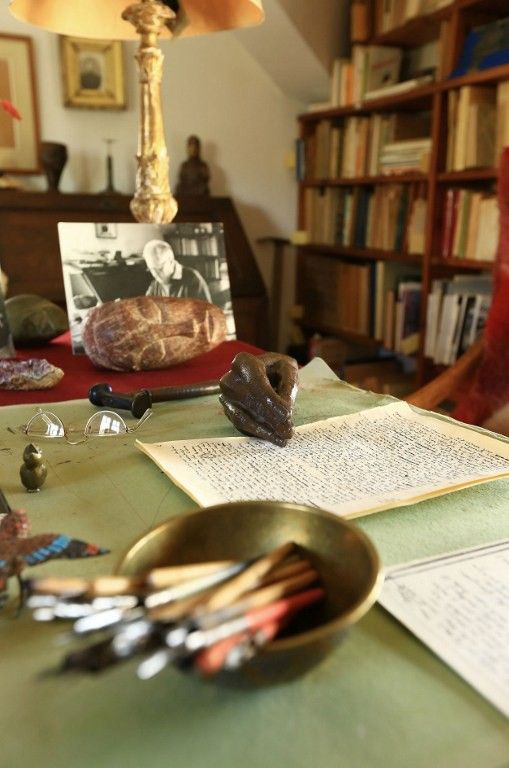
top-left (40, 141), bottom-right (68, 191)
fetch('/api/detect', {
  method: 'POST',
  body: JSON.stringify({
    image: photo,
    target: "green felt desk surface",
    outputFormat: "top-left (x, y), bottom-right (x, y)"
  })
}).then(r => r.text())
top-left (0, 360), bottom-right (508, 768)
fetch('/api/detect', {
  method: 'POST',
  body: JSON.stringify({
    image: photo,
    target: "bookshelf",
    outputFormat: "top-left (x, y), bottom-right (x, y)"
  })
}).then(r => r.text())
top-left (295, 0), bottom-right (509, 388)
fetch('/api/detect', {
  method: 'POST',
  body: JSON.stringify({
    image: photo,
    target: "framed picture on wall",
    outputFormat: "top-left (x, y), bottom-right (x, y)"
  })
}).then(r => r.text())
top-left (60, 36), bottom-right (125, 110)
top-left (0, 34), bottom-right (40, 173)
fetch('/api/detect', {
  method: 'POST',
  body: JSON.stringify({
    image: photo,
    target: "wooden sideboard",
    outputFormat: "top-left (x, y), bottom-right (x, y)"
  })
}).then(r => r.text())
top-left (0, 191), bottom-right (269, 349)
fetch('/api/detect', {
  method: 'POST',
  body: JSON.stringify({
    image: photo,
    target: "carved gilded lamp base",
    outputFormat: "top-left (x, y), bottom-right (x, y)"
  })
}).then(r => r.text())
top-left (122, 0), bottom-right (179, 224)
top-left (130, 189), bottom-right (179, 225)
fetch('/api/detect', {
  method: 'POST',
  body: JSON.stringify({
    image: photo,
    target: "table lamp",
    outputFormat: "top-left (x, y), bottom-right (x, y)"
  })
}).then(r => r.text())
top-left (9, 0), bottom-right (265, 224)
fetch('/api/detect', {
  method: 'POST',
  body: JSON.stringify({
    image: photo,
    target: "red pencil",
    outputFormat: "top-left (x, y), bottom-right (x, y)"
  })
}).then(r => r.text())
top-left (184, 587), bottom-right (325, 653)
top-left (194, 619), bottom-right (281, 675)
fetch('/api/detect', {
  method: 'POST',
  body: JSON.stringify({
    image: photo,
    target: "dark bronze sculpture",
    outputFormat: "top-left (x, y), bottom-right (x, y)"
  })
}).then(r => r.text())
top-left (20, 444), bottom-right (47, 492)
top-left (219, 352), bottom-right (299, 447)
top-left (176, 135), bottom-right (210, 196)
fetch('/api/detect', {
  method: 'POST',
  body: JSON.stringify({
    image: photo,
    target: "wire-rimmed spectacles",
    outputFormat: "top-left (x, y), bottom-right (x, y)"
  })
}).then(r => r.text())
top-left (18, 408), bottom-right (152, 446)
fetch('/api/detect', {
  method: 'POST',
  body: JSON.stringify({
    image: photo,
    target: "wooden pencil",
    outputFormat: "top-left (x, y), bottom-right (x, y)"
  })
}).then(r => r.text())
top-left (201, 541), bottom-right (296, 612)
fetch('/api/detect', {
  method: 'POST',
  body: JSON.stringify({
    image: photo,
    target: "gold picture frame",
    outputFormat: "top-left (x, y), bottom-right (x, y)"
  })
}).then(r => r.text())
top-left (0, 33), bottom-right (40, 173)
top-left (60, 36), bottom-right (125, 110)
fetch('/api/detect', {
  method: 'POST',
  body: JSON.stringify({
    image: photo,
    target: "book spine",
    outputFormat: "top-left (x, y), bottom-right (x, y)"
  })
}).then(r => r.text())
top-left (440, 188), bottom-right (456, 260)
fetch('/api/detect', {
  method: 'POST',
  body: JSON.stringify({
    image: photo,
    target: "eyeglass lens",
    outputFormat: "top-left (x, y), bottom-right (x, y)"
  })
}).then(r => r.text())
top-left (22, 408), bottom-right (151, 442)
top-left (85, 411), bottom-right (127, 437)
top-left (26, 411), bottom-right (65, 438)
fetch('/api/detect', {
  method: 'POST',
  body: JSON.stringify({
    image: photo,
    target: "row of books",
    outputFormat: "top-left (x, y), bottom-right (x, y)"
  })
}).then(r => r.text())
top-left (425, 274), bottom-right (492, 365)
top-left (446, 81), bottom-right (509, 172)
top-left (302, 252), bottom-right (423, 353)
top-left (446, 84), bottom-right (499, 172)
top-left (374, 0), bottom-right (452, 35)
top-left (330, 13), bottom-right (508, 113)
top-left (304, 260), bottom-right (490, 364)
top-left (330, 44), bottom-right (402, 108)
top-left (440, 188), bottom-right (498, 262)
top-left (303, 184), bottom-right (427, 254)
top-left (329, 42), bottom-right (439, 109)
top-left (379, 137), bottom-right (431, 175)
top-left (165, 236), bottom-right (220, 257)
top-left (374, 264), bottom-right (422, 354)
top-left (303, 255), bottom-right (373, 336)
top-left (300, 112), bottom-right (431, 181)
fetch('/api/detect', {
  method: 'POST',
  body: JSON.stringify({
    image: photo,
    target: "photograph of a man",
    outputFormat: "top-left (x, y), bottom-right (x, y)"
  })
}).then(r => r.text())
top-left (79, 55), bottom-right (103, 90)
top-left (58, 221), bottom-right (236, 353)
top-left (142, 239), bottom-right (212, 302)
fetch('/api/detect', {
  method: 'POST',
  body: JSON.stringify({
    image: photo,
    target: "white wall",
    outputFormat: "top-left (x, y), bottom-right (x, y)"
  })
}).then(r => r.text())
top-left (0, 6), bottom-right (307, 350)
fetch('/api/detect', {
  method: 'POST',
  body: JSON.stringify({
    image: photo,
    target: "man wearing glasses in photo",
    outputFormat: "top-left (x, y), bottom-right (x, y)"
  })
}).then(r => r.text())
top-left (142, 240), bottom-right (212, 303)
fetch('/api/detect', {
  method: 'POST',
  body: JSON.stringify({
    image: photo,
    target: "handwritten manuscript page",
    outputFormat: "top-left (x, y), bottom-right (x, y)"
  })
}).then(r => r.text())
top-left (136, 401), bottom-right (509, 519)
top-left (379, 539), bottom-right (509, 718)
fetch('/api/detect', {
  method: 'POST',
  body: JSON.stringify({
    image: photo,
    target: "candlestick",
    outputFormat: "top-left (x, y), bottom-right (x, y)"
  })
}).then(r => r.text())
top-left (101, 138), bottom-right (118, 195)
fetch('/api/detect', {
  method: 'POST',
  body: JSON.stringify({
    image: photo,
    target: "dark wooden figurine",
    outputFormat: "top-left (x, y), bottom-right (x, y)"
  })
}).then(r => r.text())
top-left (176, 135), bottom-right (210, 196)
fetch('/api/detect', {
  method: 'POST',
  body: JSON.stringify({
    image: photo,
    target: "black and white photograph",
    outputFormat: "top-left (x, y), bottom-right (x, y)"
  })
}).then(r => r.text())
top-left (57, 221), bottom-right (236, 353)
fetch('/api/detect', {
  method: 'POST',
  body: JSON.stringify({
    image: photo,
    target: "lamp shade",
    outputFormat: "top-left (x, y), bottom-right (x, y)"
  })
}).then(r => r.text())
top-left (9, 0), bottom-right (264, 40)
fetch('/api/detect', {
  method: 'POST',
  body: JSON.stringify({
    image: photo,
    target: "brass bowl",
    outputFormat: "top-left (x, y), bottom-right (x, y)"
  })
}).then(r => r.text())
top-left (116, 500), bottom-right (383, 685)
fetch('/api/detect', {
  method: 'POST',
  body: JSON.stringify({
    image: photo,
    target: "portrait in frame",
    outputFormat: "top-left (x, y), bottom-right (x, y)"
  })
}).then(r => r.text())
top-left (0, 33), bottom-right (40, 174)
top-left (95, 223), bottom-right (117, 239)
top-left (60, 36), bottom-right (125, 110)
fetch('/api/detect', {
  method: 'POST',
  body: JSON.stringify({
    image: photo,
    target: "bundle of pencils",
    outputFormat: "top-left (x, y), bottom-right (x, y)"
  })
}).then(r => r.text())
top-left (26, 542), bottom-right (325, 678)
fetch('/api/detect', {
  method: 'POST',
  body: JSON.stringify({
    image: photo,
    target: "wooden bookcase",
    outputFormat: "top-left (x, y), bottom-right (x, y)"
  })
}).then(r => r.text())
top-left (295, 0), bottom-right (509, 386)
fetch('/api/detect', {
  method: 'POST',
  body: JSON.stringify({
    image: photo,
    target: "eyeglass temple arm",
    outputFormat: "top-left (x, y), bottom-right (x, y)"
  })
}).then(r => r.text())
top-left (89, 380), bottom-right (221, 419)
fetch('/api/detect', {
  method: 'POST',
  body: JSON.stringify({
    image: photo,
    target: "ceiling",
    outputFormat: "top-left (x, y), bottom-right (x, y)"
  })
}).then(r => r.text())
top-left (234, 0), bottom-right (350, 105)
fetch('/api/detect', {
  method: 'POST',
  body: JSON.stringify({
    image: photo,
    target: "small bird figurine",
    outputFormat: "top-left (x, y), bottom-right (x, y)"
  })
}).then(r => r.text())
top-left (20, 443), bottom-right (47, 492)
top-left (0, 489), bottom-right (109, 607)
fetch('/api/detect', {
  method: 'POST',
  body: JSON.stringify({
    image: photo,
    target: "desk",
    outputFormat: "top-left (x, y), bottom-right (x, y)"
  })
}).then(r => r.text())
top-left (0, 362), bottom-right (508, 768)
top-left (0, 334), bottom-right (262, 407)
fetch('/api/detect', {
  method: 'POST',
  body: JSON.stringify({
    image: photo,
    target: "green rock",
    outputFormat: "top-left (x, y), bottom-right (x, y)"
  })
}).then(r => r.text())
top-left (5, 294), bottom-right (69, 347)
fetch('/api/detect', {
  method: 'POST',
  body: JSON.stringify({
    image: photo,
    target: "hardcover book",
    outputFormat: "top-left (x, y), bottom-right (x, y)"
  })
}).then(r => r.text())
top-left (450, 17), bottom-right (509, 78)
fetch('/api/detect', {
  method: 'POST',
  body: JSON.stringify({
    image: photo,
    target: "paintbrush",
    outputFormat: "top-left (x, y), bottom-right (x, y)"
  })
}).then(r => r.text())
top-left (200, 541), bottom-right (296, 612)
top-left (27, 559), bottom-right (237, 599)
top-left (148, 562), bottom-right (316, 622)
top-left (137, 587), bottom-right (325, 680)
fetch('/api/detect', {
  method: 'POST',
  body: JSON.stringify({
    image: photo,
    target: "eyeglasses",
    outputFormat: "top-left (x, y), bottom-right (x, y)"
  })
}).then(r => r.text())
top-left (19, 408), bottom-right (152, 446)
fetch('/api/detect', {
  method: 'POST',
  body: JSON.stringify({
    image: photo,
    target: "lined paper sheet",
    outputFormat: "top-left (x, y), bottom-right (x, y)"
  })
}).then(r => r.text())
top-left (136, 401), bottom-right (509, 519)
top-left (378, 540), bottom-right (509, 718)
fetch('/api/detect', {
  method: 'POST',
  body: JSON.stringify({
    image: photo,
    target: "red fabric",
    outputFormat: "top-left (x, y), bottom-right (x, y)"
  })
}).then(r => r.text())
top-left (453, 147), bottom-right (509, 426)
top-left (0, 332), bottom-right (262, 406)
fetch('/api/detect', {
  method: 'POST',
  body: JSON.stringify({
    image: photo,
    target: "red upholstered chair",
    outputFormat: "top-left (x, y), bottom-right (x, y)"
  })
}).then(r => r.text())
top-left (406, 147), bottom-right (509, 437)
top-left (406, 337), bottom-right (483, 413)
